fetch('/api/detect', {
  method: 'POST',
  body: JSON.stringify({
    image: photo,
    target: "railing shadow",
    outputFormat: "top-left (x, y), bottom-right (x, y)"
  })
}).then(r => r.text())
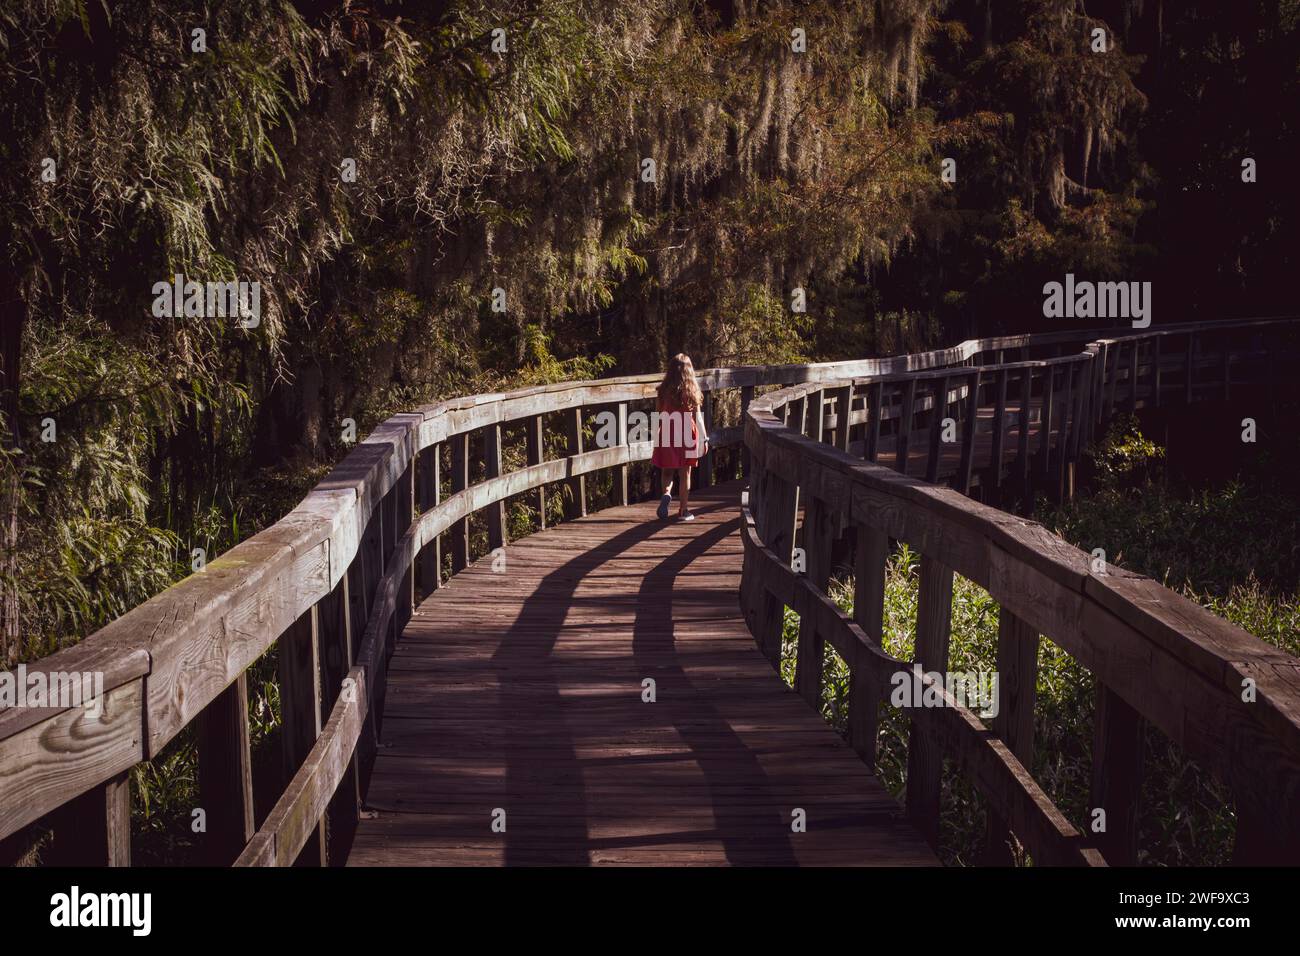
top-left (632, 505), bottom-right (799, 865)
top-left (488, 489), bottom-right (798, 864)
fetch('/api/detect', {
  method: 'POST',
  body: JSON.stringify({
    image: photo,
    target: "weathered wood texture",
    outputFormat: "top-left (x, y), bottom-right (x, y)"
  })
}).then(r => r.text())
top-left (348, 484), bottom-right (937, 866)
top-left (741, 320), bottom-right (1300, 864)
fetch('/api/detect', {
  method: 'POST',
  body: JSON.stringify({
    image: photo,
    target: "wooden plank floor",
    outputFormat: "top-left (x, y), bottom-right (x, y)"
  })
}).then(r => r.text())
top-left (347, 482), bottom-right (937, 866)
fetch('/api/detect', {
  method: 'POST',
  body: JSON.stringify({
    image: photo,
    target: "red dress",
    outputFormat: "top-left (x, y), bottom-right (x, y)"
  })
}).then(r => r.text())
top-left (651, 397), bottom-right (703, 469)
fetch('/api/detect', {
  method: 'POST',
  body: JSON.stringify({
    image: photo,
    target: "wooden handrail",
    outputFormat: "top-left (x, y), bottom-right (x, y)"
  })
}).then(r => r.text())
top-left (3, 317), bottom-right (1296, 866)
top-left (741, 317), bottom-right (1300, 865)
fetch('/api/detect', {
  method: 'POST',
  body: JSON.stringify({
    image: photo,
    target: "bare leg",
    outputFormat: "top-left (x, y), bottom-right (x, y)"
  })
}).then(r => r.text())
top-left (677, 466), bottom-right (692, 517)
top-left (656, 468), bottom-right (675, 520)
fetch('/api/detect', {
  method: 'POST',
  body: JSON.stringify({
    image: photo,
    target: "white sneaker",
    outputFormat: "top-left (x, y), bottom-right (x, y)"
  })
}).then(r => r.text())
top-left (678, 512), bottom-right (695, 522)
top-left (657, 494), bottom-right (672, 520)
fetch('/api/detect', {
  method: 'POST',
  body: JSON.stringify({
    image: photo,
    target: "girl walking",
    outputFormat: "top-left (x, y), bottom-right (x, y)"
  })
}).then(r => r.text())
top-left (651, 353), bottom-right (708, 521)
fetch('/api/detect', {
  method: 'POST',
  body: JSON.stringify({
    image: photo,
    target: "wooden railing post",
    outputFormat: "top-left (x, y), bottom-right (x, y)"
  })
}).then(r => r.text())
top-left (865, 381), bottom-right (883, 463)
top-left (849, 524), bottom-right (888, 766)
top-left (786, 393), bottom-right (806, 435)
top-left (795, 494), bottom-right (832, 709)
top-left (525, 415), bottom-right (547, 529)
top-left (450, 432), bottom-right (470, 571)
top-left (319, 573), bottom-right (360, 863)
top-left (925, 375), bottom-right (949, 483)
top-left (740, 385), bottom-right (754, 477)
top-left (755, 467), bottom-right (798, 669)
top-left (484, 423), bottom-right (506, 552)
top-left (563, 407), bottom-right (586, 519)
top-left (355, 488), bottom-right (385, 621)
top-left (806, 388), bottom-right (824, 442)
top-left (1055, 362), bottom-right (1075, 501)
top-left (50, 773), bottom-right (132, 866)
top-left (196, 674), bottom-right (255, 865)
top-left (1037, 364), bottom-right (1055, 477)
top-left (1016, 367), bottom-right (1033, 513)
top-left (1105, 341), bottom-right (1121, 417)
top-left (617, 401), bottom-right (630, 505)
top-left (830, 385), bottom-right (852, 452)
top-left (698, 391), bottom-right (714, 488)
top-left (896, 378), bottom-right (917, 474)
top-left (984, 609), bottom-right (1039, 864)
top-left (280, 605), bottom-right (326, 865)
top-left (906, 554), bottom-right (954, 847)
top-left (1090, 683), bottom-right (1145, 866)
top-left (395, 458), bottom-right (415, 640)
top-left (956, 369), bottom-right (980, 494)
top-left (989, 368), bottom-right (1008, 499)
top-left (417, 444), bottom-right (441, 595)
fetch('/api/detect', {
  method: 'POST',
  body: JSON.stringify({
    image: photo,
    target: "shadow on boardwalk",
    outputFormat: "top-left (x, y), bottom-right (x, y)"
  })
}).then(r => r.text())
top-left (347, 482), bottom-right (936, 866)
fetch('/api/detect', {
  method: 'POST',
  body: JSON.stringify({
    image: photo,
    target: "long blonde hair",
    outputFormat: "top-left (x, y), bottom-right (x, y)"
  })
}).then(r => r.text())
top-left (656, 353), bottom-right (703, 411)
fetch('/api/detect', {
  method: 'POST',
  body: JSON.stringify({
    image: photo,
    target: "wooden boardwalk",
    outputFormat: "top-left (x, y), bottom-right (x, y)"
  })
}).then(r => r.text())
top-left (348, 482), bottom-right (937, 866)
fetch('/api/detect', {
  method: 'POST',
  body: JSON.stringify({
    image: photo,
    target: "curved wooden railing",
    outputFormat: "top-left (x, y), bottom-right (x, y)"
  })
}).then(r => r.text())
top-left (741, 317), bottom-right (1300, 865)
top-left (2, 317), bottom-right (1296, 866)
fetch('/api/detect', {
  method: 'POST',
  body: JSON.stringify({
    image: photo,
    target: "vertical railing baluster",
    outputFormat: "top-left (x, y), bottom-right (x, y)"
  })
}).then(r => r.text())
top-left (990, 368), bottom-right (1008, 499)
top-left (417, 444), bottom-right (441, 595)
top-left (984, 609), bottom-right (1039, 864)
top-left (450, 432), bottom-right (469, 572)
top-left (787, 394), bottom-right (806, 436)
top-left (1090, 683), bottom-right (1145, 866)
top-left (806, 388), bottom-right (824, 442)
top-left (280, 605), bottom-right (325, 865)
top-left (617, 401), bottom-right (630, 505)
top-left (319, 573), bottom-right (360, 863)
top-left (896, 378), bottom-right (917, 474)
top-left (484, 422), bottom-right (505, 551)
top-left (525, 415), bottom-right (546, 530)
top-left (957, 369), bottom-right (979, 494)
top-left (906, 554), bottom-right (955, 847)
top-left (1057, 362), bottom-right (1075, 501)
top-left (866, 381), bottom-right (883, 463)
top-left (1105, 341), bottom-right (1121, 417)
top-left (395, 457), bottom-right (415, 641)
top-left (563, 407), bottom-right (586, 520)
top-left (50, 772), bottom-right (133, 866)
top-left (1016, 367), bottom-right (1033, 512)
top-left (1038, 365), bottom-right (1055, 477)
top-left (755, 466), bottom-right (798, 669)
top-left (849, 524), bottom-right (888, 766)
top-left (795, 495), bottom-right (832, 708)
top-left (831, 384), bottom-right (852, 452)
top-left (926, 375), bottom-right (949, 483)
top-left (197, 674), bottom-right (255, 865)
top-left (699, 391), bottom-right (714, 488)
top-left (740, 384), bottom-right (754, 477)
